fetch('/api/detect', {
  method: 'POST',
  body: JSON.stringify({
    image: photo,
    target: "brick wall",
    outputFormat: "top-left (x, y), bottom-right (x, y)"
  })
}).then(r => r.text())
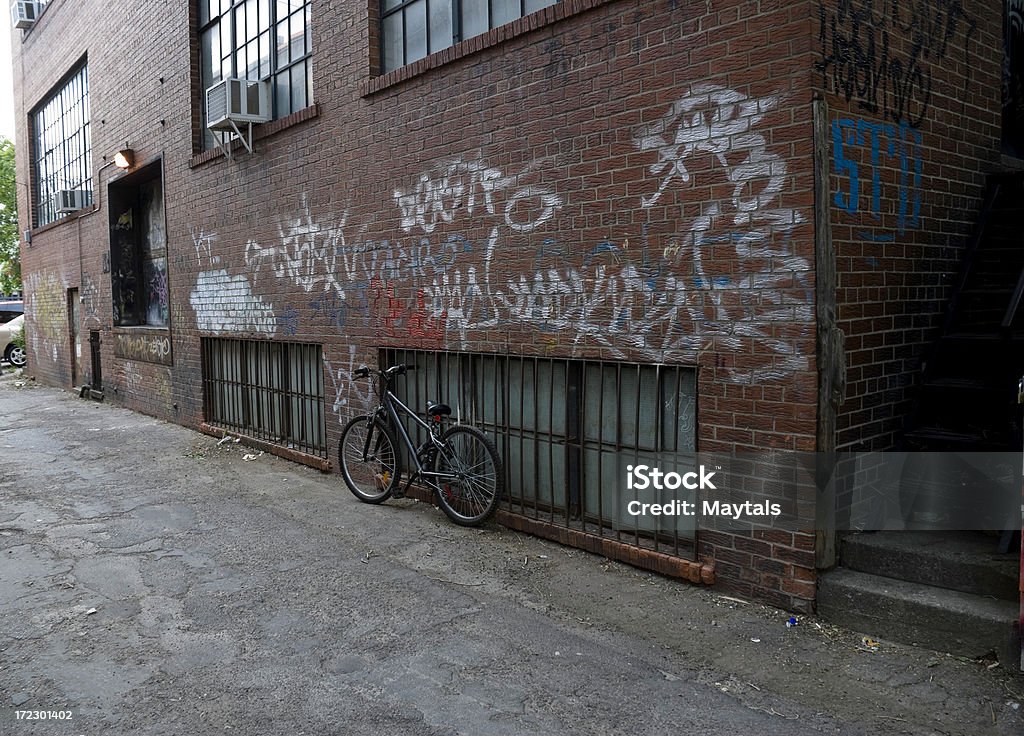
top-left (13, 0), bottom-right (823, 611)
top-left (815, 0), bottom-right (1006, 450)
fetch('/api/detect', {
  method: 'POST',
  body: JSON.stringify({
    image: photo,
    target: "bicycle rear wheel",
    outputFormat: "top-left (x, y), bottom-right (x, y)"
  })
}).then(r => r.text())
top-left (339, 415), bottom-right (402, 503)
top-left (433, 426), bottom-right (504, 526)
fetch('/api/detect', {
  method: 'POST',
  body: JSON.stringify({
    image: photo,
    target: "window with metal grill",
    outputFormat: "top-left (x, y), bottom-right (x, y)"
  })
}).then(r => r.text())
top-left (202, 338), bottom-right (327, 458)
top-left (31, 62), bottom-right (91, 227)
top-left (198, 0), bottom-right (313, 150)
top-left (380, 0), bottom-right (559, 72)
top-left (382, 349), bottom-right (698, 555)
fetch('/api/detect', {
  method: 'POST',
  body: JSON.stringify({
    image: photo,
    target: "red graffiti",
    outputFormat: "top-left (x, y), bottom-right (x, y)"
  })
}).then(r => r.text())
top-left (373, 279), bottom-right (445, 345)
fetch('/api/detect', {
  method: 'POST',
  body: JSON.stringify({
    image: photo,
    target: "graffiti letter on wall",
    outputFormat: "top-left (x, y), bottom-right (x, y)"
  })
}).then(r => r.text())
top-left (114, 332), bottom-right (173, 366)
top-left (817, 0), bottom-right (976, 128)
top-left (832, 118), bottom-right (923, 241)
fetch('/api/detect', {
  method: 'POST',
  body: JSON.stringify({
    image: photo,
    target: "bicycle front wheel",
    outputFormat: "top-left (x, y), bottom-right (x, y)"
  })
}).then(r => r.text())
top-left (433, 426), bottom-right (504, 526)
top-left (339, 415), bottom-right (402, 504)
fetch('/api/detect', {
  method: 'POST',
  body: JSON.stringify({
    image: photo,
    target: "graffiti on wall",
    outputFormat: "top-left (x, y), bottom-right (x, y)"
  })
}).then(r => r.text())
top-left (81, 273), bottom-right (101, 329)
top-left (632, 84), bottom-right (811, 378)
top-left (190, 227), bottom-right (277, 336)
top-left (23, 271), bottom-right (65, 365)
top-left (816, 0), bottom-right (977, 128)
top-left (324, 345), bottom-right (375, 415)
top-left (394, 157), bottom-right (562, 236)
top-left (832, 117), bottom-right (923, 241)
top-left (245, 194), bottom-right (346, 298)
top-left (192, 83), bottom-right (808, 413)
top-left (113, 332), bottom-right (173, 366)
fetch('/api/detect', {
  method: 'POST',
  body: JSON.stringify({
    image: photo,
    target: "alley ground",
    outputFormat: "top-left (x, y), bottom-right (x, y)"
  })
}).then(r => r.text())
top-left (0, 370), bottom-right (1022, 736)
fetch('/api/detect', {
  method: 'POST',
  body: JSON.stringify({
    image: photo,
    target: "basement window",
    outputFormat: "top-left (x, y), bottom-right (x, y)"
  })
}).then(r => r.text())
top-left (202, 337), bottom-right (327, 458)
top-left (382, 349), bottom-right (697, 553)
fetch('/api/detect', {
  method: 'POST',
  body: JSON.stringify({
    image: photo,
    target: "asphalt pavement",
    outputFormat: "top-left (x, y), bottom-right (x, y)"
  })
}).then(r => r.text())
top-left (0, 371), bottom-right (1021, 736)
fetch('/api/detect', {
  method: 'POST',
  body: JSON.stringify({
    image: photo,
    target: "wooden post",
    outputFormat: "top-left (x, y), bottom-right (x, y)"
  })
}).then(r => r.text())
top-left (813, 95), bottom-right (845, 570)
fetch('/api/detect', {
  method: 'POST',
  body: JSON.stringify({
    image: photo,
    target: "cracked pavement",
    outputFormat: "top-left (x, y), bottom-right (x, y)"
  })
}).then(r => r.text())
top-left (0, 373), bottom-right (1022, 735)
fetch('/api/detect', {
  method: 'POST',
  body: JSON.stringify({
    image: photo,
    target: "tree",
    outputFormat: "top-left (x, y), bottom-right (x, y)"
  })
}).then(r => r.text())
top-left (0, 137), bottom-right (20, 296)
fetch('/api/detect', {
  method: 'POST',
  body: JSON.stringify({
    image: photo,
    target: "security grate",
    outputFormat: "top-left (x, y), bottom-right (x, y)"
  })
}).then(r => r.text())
top-left (383, 349), bottom-right (698, 557)
top-left (202, 337), bottom-right (327, 458)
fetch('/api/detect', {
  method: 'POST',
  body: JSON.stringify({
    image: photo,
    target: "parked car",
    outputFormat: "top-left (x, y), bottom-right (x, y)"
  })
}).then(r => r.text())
top-left (0, 300), bottom-right (23, 324)
top-left (0, 314), bottom-right (26, 367)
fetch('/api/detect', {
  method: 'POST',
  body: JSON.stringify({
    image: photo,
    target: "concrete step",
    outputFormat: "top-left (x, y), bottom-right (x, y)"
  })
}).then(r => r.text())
top-left (840, 531), bottom-right (1019, 601)
top-left (818, 568), bottom-right (1020, 667)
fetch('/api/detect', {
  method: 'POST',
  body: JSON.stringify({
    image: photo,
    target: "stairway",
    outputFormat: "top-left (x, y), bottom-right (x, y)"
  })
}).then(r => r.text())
top-left (903, 172), bottom-right (1024, 451)
top-left (819, 173), bottom-right (1024, 669)
top-left (819, 532), bottom-right (1019, 666)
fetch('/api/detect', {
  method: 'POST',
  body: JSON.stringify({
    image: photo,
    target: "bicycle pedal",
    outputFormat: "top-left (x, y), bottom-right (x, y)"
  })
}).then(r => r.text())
top-left (391, 487), bottom-right (406, 499)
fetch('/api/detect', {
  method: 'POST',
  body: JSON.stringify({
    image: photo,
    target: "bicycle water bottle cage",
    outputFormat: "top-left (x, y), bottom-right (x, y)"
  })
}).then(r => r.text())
top-left (427, 401), bottom-right (452, 419)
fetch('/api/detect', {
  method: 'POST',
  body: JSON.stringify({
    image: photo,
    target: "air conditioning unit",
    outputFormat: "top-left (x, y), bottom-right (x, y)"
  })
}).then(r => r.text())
top-left (55, 189), bottom-right (89, 214)
top-left (10, 0), bottom-right (40, 29)
top-left (205, 78), bottom-right (271, 132)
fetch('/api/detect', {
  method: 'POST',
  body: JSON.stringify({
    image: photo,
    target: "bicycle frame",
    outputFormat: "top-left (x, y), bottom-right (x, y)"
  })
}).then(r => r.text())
top-left (365, 383), bottom-right (452, 497)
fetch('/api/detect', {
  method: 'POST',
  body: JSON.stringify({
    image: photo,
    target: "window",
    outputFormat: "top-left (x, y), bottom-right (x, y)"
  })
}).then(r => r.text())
top-left (383, 349), bottom-right (697, 554)
top-left (108, 162), bottom-right (169, 327)
top-left (380, 0), bottom-right (559, 72)
top-left (31, 63), bottom-right (91, 228)
top-left (198, 0), bottom-right (313, 149)
top-left (202, 338), bottom-right (327, 457)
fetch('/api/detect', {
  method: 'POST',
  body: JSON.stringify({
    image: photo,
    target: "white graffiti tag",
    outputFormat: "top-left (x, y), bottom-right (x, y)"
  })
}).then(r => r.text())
top-left (245, 194), bottom-right (345, 297)
top-left (394, 158), bottom-right (562, 236)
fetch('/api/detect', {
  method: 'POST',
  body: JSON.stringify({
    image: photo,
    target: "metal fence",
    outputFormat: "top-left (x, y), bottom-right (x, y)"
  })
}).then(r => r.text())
top-left (383, 349), bottom-right (698, 558)
top-left (202, 337), bottom-right (327, 458)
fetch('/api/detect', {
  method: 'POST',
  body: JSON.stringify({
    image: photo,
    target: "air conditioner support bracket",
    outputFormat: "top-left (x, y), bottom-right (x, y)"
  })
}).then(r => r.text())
top-left (214, 120), bottom-right (255, 161)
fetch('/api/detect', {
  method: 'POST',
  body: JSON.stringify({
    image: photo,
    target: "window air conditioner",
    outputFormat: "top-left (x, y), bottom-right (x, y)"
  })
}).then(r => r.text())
top-left (205, 78), bottom-right (271, 132)
top-left (10, 0), bottom-right (40, 29)
top-left (55, 189), bottom-right (89, 214)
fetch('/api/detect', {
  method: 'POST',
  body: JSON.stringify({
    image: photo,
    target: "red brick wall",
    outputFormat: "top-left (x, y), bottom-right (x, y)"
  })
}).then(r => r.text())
top-left (13, 0), bottom-right (821, 610)
top-left (815, 0), bottom-right (1005, 450)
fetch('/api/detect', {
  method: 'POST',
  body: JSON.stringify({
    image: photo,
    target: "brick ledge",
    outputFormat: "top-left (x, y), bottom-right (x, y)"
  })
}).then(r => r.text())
top-left (199, 422), bottom-right (332, 472)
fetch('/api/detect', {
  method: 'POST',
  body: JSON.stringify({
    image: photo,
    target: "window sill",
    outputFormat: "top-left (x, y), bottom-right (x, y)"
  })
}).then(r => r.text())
top-left (362, 0), bottom-right (619, 96)
top-left (189, 103), bottom-right (319, 168)
top-left (29, 203), bottom-right (95, 238)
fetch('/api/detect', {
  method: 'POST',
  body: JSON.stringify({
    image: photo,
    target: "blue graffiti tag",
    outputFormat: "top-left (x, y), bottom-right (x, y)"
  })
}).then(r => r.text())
top-left (276, 308), bottom-right (300, 336)
top-left (832, 118), bottom-right (922, 241)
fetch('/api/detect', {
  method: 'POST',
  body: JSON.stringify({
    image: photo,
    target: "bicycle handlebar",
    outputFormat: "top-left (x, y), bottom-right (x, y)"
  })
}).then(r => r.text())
top-left (353, 364), bottom-right (416, 380)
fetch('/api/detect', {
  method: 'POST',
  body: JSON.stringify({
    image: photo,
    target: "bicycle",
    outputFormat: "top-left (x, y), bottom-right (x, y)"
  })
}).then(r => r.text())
top-left (338, 363), bottom-right (505, 527)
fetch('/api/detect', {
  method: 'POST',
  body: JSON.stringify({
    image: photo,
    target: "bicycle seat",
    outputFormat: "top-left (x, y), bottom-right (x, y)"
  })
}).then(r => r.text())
top-left (427, 401), bottom-right (452, 417)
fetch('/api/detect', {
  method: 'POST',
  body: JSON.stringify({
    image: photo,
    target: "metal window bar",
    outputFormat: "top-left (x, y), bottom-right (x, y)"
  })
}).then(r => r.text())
top-left (383, 349), bottom-right (697, 558)
top-left (31, 64), bottom-right (91, 228)
top-left (202, 337), bottom-right (327, 457)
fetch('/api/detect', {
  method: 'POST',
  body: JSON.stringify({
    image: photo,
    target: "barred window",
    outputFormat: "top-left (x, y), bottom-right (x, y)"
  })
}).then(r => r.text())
top-left (31, 63), bottom-right (91, 228)
top-left (380, 0), bottom-right (559, 72)
top-left (198, 0), bottom-right (313, 149)
top-left (383, 349), bottom-right (697, 554)
top-left (202, 338), bottom-right (327, 457)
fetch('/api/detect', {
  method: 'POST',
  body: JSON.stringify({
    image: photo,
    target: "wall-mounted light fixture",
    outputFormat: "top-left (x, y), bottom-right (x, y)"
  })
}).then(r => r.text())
top-left (113, 149), bottom-right (135, 169)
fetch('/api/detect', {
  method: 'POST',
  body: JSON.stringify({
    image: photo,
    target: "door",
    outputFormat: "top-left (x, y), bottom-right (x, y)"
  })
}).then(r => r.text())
top-left (68, 289), bottom-right (79, 387)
